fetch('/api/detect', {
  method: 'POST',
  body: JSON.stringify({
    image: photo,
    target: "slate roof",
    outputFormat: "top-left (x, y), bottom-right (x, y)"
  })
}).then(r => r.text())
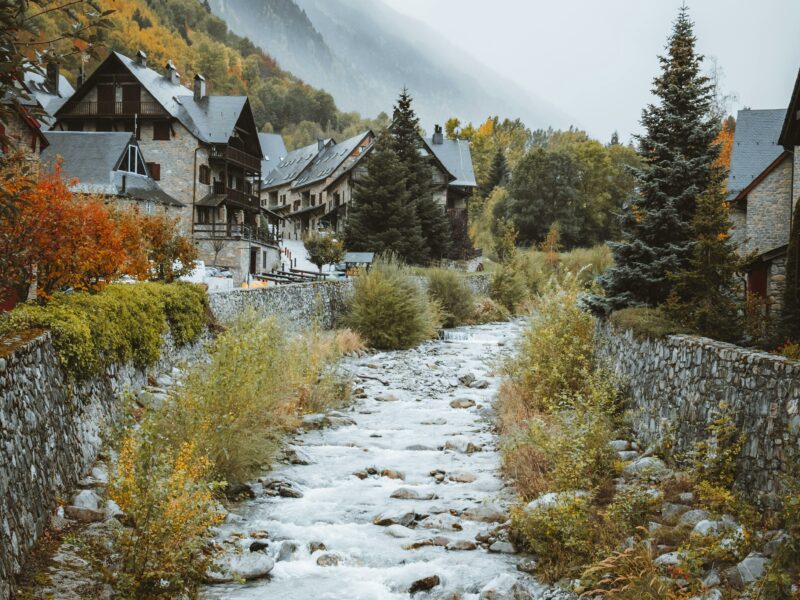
top-left (40, 131), bottom-right (182, 206)
top-left (422, 137), bottom-right (477, 188)
top-left (728, 108), bottom-right (787, 200)
top-left (22, 69), bottom-right (74, 127)
top-left (293, 131), bottom-right (372, 189)
top-left (258, 133), bottom-right (288, 180)
top-left (263, 140), bottom-right (331, 188)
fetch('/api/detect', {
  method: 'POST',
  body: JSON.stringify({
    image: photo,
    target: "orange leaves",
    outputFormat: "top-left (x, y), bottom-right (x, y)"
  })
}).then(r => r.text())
top-left (714, 117), bottom-right (735, 179)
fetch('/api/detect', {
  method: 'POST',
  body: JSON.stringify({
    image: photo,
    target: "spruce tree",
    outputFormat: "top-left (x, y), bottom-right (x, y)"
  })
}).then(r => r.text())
top-left (783, 201), bottom-right (800, 341)
top-left (665, 181), bottom-right (741, 341)
top-left (481, 147), bottom-right (508, 197)
top-left (345, 133), bottom-right (427, 264)
top-left (390, 88), bottom-right (451, 262)
top-left (596, 7), bottom-right (720, 311)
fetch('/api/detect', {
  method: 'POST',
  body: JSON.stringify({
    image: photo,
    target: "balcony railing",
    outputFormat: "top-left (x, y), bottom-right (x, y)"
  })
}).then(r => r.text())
top-left (70, 101), bottom-right (167, 117)
top-left (193, 222), bottom-right (281, 247)
top-left (209, 145), bottom-right (261, 172)
top-left (211, 181), bottom-right (259, 208)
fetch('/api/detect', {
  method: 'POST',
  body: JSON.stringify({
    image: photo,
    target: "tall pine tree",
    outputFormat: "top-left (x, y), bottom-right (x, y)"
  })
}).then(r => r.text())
top-left (596, 7), bottom-right (720, 311)
top-left (390, 88), bottom-right (451, 262)
top-left (480, 147), bottom-right (508, 197)
top-left (344, 132), bottom-right (427, 264)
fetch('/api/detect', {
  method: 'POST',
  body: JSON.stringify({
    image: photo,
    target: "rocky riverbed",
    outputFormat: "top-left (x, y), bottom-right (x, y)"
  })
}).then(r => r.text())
top-left (202, 320), bottom-right (568, 600)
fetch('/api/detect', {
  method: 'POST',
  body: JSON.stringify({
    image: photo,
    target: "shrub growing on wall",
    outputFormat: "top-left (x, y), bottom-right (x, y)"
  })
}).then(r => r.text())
top-left (344, 257), bottom-right (439, 350)
top-left (426, 268), bottom-right (475, 328)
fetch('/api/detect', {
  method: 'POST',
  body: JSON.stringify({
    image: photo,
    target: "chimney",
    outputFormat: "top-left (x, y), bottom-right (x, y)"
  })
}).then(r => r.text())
top-left (165, 60), bottom-right (180, 85)
top-left (135, 50), bottom-right (147, 68)
top-left (317, 138), bottom-right (325, 151)
top-left (193, 73), bottom-right (206, 101)
top-left (76, 62), bottom-right (85, 88)
top-left (46, 60), bottom-right (59, 95)
top-left (432, 124), bottom-right (444, 145)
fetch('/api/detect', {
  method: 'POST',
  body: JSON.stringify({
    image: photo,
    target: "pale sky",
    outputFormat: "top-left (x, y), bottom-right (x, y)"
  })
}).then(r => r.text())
top-left (380, 0), bottom-right (800, 143)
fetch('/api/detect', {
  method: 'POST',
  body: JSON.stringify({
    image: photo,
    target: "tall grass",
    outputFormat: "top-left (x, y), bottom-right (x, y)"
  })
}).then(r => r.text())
top-left (345, 257), bottom-right (440, 349)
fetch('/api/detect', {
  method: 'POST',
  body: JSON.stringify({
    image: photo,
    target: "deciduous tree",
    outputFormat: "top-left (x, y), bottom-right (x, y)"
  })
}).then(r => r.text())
top-left (305, 231), bottom-right (345, 273)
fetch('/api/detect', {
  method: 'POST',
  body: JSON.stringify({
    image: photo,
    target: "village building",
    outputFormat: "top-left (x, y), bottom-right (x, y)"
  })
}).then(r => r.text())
top-left (262, 131), bottom-right (374, 240)
top-left (728, 69), bottom-right (800, 319)
top-left (51, 50), bottom-right (280, 285)
top-left (22, 62), bottom-right (75, 129)
top-left (0, 79), bottom-right (51, 156)
top-left (423, 124), bottom-right (478, 214)
top-left (40, 131), bottom-right (183, 215)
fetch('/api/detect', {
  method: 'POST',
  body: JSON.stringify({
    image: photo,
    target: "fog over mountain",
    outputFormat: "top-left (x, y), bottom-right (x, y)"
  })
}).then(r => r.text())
top-left (207, 0), bottom-right (571, 132)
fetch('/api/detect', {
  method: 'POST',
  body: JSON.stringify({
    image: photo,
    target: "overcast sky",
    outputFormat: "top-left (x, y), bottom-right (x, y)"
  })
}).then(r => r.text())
top-left (380, 0), bottom-right (800, 143)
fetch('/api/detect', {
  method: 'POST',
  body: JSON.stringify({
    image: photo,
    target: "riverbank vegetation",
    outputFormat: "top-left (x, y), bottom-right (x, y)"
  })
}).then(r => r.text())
top-left (499, 276), bottom-right (800, 596)
top-left (107, 310), bottom-right (355, 596)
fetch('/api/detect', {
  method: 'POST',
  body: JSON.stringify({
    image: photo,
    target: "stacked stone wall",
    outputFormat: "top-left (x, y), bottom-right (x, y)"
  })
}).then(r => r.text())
top-left (595, 321), bottom-right (800, 506)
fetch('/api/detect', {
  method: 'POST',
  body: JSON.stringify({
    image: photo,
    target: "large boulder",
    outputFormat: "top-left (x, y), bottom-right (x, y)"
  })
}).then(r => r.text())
top-left (479, 574), bottom-right (534, 599)
top-left (622, 456), bottom-right (669, 479)
top-left (525, 491), bottom-right (588, 512)
top-left (206, 552), bottom-right (275, 583)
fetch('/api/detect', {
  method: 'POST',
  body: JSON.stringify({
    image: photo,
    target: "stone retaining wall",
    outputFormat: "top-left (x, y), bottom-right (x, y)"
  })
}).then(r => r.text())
top-left (595, 321), bottom-right (800, 505)
top-left (0, 332), bottom-right (204, 600)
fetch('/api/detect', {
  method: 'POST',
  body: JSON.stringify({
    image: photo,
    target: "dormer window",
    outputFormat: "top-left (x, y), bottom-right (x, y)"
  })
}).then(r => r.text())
top-left (120, 144), bottom-right (147, 176)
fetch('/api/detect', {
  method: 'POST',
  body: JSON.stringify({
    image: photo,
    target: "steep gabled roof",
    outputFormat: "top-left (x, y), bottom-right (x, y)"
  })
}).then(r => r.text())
top-left (22, 69), bottom-right (74, 127)
top-left (263, 139), bottom-right (332, 188)
top-left (779, 68), bottom-right (800, 148)
top-left (727, 108), bottom-right (787, 201)
top-left (293, 131), bottom-right (373, 189)
top-left (422, 137), bottom-right (477, 188)
top-left (258, 133), bottom-right (288, 179)
top-left (55, 52), bottom-right (252, 146)
top-left (40, 131), bottom-right (182, 206)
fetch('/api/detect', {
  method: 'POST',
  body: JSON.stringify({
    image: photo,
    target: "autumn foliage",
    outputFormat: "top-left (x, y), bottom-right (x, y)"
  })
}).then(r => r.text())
top-left (0, 156), bottom-right (197, 306)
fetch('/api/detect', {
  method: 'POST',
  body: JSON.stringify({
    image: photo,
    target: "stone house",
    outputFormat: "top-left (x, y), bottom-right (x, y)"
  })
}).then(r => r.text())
top-left (423, 124), bottom-right (478, 214)
top-left (728, 68), bottom-right (800, 319)
top-left (262, 131), bottom-right (374, 240)
top-left (40, 131), bottom-right (183, 216)
top-left (21, 61), bottom-right (75, 129)
top-left (50, 50), bottom-right (279, 285)
top-left (0, 79), bottom-right (51, 156)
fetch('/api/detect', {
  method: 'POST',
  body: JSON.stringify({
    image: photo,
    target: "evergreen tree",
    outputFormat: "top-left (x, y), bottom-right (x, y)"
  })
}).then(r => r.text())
top-left (665, 181), bottom-right (741, 341)
top-left (596, 6), bottom-right (720, 311)
top-left (344, 133), bottom-right (427, 264)
top-left (783, 200), bottom-right (800, 341)
top-left (609, 131), bottom-right (620, 146)
top-left (481, 147), bottom-right (508, 197)
top-left (390, 88), bottom-right (451, 262)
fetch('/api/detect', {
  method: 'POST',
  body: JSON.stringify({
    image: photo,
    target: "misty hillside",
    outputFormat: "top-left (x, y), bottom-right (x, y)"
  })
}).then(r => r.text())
top-left (207, 0), bottom-right (570, 131)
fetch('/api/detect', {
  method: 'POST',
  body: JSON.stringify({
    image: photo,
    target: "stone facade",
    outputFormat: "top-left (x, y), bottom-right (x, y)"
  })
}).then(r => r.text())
top-left (1, 109), bottom-right (45, 155)
top-left (743, 155), bottom-right (793, 254)
top-left (0, 331), bottom-right (205, 600)
top-left (595, 321), bottom-right (800, 506)
top-left (794, 150), bottom-right (800, 210)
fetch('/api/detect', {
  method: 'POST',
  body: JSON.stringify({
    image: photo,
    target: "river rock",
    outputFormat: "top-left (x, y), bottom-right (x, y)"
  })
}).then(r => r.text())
top-left (381, 469), bottom-right (405, 480)
top-left (64, 505), bottom-right (105, 523)
top-left (406, 444), bottom-right (436, 451)
top-left (376, 393), bottom-right (399, 402)
top-left (622, 456), bottom-right (669, 479)
top-left (71, 490), bottom-right (101, 511)
top-left (316, 553), bottom-right (341, 567)
top-left (419, 513), bottom-right (462, 531)
top-left (277, 541), bottom-right (297, 561)
top-left (353, 470), bottom-right (369, 480)
top-left (374, 510), bottom-right (417, 527)
top-left (470, 379), bottom-right (490, 389)
top-left (450, 398), bottom-right (476, 409)
top-left (609, 440), bottom-right (632, 451)
top-left (409, 575), bottom-right (440, 594)
top-left (525, 490), bottom-right (588, 512)
top-left (278, 485), bottom-right (304, 498)
top-left (654, 551), bottom-right (684, 566)
top-left (763, 531), bottom-right (789, 557)
top-left (488, 541), bottom-right (516, 554)
top-left (618, 450), bottom-right (640, 461)
top-left (462, 504), bottom-right (507, 523)
top-left (678, 509), bottom-right (711, 528)
top-left (421, 418), bottom-right (447, 425)
top-left (448, 470), bottom-right (477, 483)
top-left (385, 524), bottom-right (415, 538)
top-left (661, 502), bottom-right (691, 523)
top-left (516, 558), bottom-right (537, 574)
top-left (249, 540), bottom-right (269, 553)
top-left (724, 553), bottom-right (769, 589)
top-left (206, 552), bottom-right (275, 583)
top-left (446, 539), bottom-right (477, 551)
top-left (444, 437), bottom-right (482, 453)
top-left (391, 487), bottom-right (436, 500)
top-left (479, 574), bottom-right (534, 599)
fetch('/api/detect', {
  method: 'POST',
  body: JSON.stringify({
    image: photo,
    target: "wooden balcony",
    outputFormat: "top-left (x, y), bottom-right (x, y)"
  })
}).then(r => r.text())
top-left (212, 181), bottom-right (259, 208)
top-left (70, 101), bottom-right (167, 117)
top-left (209, 145), bottom-right (261, 172)
top-left (193, 222), bottom-right (281, 247)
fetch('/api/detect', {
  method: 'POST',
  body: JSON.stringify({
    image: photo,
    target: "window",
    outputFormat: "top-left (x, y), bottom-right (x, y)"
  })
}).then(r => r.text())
top-left (146, 162), bottom-right (161, 181)
top-left (153, 121), bottom-right (170, 141)
top-left (120, 144), bottom-right (147, 175)
top-left (198, 164), bottom-right (210, 185)
top-left (144, 200), bottom-right (155, 215)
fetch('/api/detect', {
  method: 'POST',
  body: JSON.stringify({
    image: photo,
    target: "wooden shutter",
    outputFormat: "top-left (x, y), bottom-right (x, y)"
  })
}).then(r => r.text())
top-left (146, 162), bottom-right (161, 181)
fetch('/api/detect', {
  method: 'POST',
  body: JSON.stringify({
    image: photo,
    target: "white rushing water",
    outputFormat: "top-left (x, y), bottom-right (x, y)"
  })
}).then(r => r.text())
top-left (202, 320), bottom-right (557, 600)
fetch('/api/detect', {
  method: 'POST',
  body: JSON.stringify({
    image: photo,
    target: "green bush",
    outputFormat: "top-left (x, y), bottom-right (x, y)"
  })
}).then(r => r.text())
top-left (473, 297), bottom-right (511, 324)
top-left (345, 259), bottom-right (439, 350)
top-left (426, 268), bottom-right (475, 327)
top-left (0, 283), bottom-right (208, 379)
top-left (609, 307), bottom-right (689, 339)
top-left (489, 265), bottom-right (528, 313)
